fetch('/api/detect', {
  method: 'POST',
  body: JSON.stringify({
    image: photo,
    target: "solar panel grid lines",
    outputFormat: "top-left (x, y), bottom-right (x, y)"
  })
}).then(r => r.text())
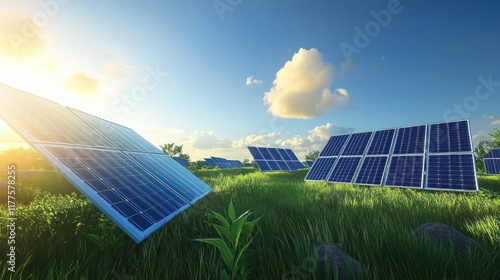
top-left (484, 158), bottom-right (500, 174)
top-left (391, 124), bottom-right (427, 155)
top-left (366, 129), bottom-right (396, 155)
top-left (0, 84), bottom-right (213, 242)
top-left (204, 158), bottom-right (216, 168)
top-left (319, 134), bottom-right (351, 157)
top-left (485, 148), bottom-right (500, 158)
top-left (172, 156), bottom-right (190, 167)
top-left (247, 146), bottom-right (304, 172)
top-left (304, 157), bottom-right (338, 181)
top-left (341, 131), bottom-right (374, 156)
top-left (327, 156), bottom-right (362, 183)
top-left (425, 119), bottom-right (478, 191)
top-left (354, 156), bottom-right (389, 186)
top-left (384, 155), bottom-right (425, 188)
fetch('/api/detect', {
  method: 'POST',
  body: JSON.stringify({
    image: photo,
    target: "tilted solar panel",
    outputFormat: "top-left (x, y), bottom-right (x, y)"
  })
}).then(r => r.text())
top-left (327, 157), bottom-right (362, 183)
top-left (172, 156), bottom-right (190, 167)
top-left (248, 146), bottom-right (264, 160)
top-left (286, 149), bottom-right (300, 161)
top-left (484, 159), bottom-right (500, 174)
top-left (385, 155), bottom-right (425, 188)
top-left (354, 156), bottom-right (388, 186)
top-left (255, 160), bottom-right (272, 171)
top-left (278, 148), bottom-right (292, 161)
top-left (258, 147), bottom-right (273, 160)
top-left (319, 134), bottom-right (350, 157)
top-left (341, 132), bottom-right (373, 156)
top-left (392, 125), bottom-right (427, 155)
top-left (204, 158), bottom-right (216, 168)
top-left (366, 129), bottom-right (395, 155)
top-left (485, 148), bottom-right (500, 158)
top-left (426, 154), bottom-right (477, 190)
top-left (428, 120), bottom-right (472, 153)
top-left (0, 83), bottom-right (212, 242)
top-left (305, 157), bottom-right (337, 181)
top-left (248, 146), bottom-right (304, 172)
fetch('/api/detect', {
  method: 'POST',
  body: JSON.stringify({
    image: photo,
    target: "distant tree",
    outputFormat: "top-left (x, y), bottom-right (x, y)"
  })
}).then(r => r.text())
top-left (491, 129), bottom-right (500, 147)
top-left (251, 161), bottom-right (258, 168)
top-left (188, 160), bottom-right (205, 171)
top-left (160, 143), bottom-right (191, 162)
top-left (305, 150), bottom-right (320, 162)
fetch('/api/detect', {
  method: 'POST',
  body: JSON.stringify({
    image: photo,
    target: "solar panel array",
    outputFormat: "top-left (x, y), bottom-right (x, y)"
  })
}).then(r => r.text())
top-left (484, 148), bottom-right (500, 174)
top-left (204, 158), bottom-right (216, 168)
top-left (0, 83), bottom-right (213, 242)
top-left (210, 157), bottom-right (243, 169)
top-left (172, 156), bottom-right (190, 167)
top-left (248, 146), bottom-right (305, 172)
top-left (305, 120), bottom-right (478, 192)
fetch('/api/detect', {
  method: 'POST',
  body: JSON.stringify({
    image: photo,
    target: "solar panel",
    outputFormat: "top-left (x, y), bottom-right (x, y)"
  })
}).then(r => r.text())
top-left (392, 125), bottom-right (426, 155)
top-left (248, 146), bottom-right (304, 172)
top-left (327, 157), bottom-right (362, 183)
top-left (425, 120), bottom-right (478, 191)
top-left (304, 157), bottom-right (337, 181)
top-left (305, 160), bottom-right (314, 167)
top-left (0, 83), bottom-right (212, 242)
top-left (484, 158), bottom-right (500, 174)
top-left (229, 160), bottom-right (244, 168)
top-left (172, 156), bottom-right (190, 167)
top-left (385, 155), bottom-right (425, 188)
top-left (341, 132), bottom-right (373, 156)
top-left (306, 120), bottom-right (478, 192)
top-left (211, 157), bottom-right (233, 169)
top-left (354, 156), bottom-right (388, 185)
top-left (366, 129), bottom-right (395, 155)
top-left (319, 134), bottom-right (350, 157)
top-left (426, 154), bottom-right (477, 190)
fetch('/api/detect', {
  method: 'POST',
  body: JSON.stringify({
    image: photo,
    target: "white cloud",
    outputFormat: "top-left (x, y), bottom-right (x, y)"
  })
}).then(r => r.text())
top-left (232, 132), bottom-right (281, 149)
top-left (190, 131), bottom-right (232, 150)
top-left (263, 48), bottom-right (349, 119)
top-left (65, 72), bottom-right (99, 93)
top-left (472, 130), bottom-right (491, 144)
top-left (492, 120), bottom-right (500, 126)
top-left (245, 76), bottom-right (262, 85)
top-left (482, 114), bottom-right (494, 119)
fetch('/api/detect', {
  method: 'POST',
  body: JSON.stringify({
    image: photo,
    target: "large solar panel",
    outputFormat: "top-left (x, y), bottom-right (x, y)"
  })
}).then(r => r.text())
top-left (425, 120), bottom-right (478, 191)
top-left (306, 120), bottom-right (478, 192)
top-left (247, 146), bottom-right (304, 172)
top-left (0, 83), bottom-right (212, 242)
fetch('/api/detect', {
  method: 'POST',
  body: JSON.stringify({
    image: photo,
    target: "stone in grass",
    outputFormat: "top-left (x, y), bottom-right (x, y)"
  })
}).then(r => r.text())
top-left (413, 222), bottom-right (476, 254)
top-left (316, 243), bottom-right (364, 280)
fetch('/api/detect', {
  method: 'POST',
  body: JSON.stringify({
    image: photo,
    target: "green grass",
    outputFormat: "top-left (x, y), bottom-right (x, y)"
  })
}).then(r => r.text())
top-left (0, 169), bottom-right (499, 279)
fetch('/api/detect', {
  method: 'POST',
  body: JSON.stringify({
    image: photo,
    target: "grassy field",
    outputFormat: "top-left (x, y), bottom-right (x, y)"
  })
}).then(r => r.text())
top-left (0, 168), bottom-right (499, 279)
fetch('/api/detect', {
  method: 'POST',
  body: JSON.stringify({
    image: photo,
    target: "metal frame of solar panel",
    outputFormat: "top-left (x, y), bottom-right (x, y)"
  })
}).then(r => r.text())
top-left (0, 83), bottom-right (212, 242)
top-left (484, 149), bottom-right (500, 174)
top-left (304, 134), bottom-right (350, 181)
top-left (306, 120), bottom-right (478, 192)
top-left (172, 156), bottom-right (190, 167)
top-left (247, 146), bottom-right (304, 172)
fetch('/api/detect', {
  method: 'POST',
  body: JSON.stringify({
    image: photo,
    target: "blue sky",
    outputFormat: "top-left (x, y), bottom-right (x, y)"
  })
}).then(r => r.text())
top-left (0, 0), bottom-right (499, 160)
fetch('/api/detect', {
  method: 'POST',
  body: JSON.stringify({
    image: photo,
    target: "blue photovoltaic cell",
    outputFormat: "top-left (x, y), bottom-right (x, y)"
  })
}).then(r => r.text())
top-left (258, 148), bottom-right (273, 160)
top-left (256, 160), bottom-right (271, 171)
top-left (366, 129), bottom-right (395, 155)
top-left (392, 125), bottom-right (426, 155)
top-left (306, 160), bottom-right (314, 167)
top-left (484, 159), bottom-right (500, 174)
top-left (266, 160), bottom-right (280, 171)
top-left (428, 120), bottom-right (472, 153)
top-left (268, 148), bottom-right (284, 160)
top-left (286, 149), bottom-right (300, 161)
top-left (426, 154), bottom-right (477, 190)
top-left (229, 160), bottom-right (243, 168)
top-left (385, 155), bottom-right (424, 188)
top-left (305, 157), bottom-right (337, 181)
top-left (0, 83), bottom-right (213, 242)
top-left (327, 157), bottom-right (362, 183)
top-left (485, 149), bottom-right (500, 158)
top-left (248, 146), bottom-right (264, 160)
top-left (211, 157), bottom-right (233, 169)
top-left (319, 134), bottom-right (350, 157)
top-left (69, 108), bottom-right (162, 154)
top-left (204, 158), bottom-right (216, 168)
top-left (341, 132), bottom-right (373, 156)
top-left (278, 148), bottom-right (292, 161)
top-left (276, 160), bottom-right (291, 171)
top-left (172, 157), bottom-right (189, 167)
top-left (354, 156), bottom-right (388, 185)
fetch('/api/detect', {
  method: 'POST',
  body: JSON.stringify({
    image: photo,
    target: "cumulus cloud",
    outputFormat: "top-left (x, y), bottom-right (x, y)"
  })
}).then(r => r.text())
top-left (232, 132), bottom-right (281, 149)
top-left (492, 120), bottom-right (500, 126)
top-left (482, 114), bottom-right (494, 119)
top-left (65, 72), bottom-right (99, 93)
top-left (246, 76), bottom-right (262, 85)
top-left (0, 16), bottom-right (45, 57)
top-left (263, 48), bottom-right (349, 119)
top-left (472, 130), bottom-right (491, 144)
top-left (191, 131), bottom-right (232, 150)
